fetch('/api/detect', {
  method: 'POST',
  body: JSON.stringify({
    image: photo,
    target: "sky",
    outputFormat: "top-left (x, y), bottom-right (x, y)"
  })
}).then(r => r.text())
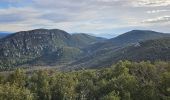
top-left (0, 0), bottom-right (170, 38)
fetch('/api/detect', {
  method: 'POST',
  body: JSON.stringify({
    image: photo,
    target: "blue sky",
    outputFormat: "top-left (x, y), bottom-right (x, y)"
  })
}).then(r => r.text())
top-left (0, 0), bottom-right (170, 38)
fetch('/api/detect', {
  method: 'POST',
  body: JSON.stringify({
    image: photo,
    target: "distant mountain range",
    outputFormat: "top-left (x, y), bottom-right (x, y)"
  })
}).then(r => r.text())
top-left (0, 29), bottom-right (170, 71)
top-left (0, 32), bottom-right (10, 38)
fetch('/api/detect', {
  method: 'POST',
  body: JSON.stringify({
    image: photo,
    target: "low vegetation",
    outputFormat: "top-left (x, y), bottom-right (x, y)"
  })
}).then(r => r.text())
top-left (0, 61), bottom-right (170, 100)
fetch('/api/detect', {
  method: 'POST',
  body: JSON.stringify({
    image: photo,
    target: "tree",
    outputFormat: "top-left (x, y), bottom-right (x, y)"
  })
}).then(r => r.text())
top-left (7, 68), bottom-right (27, 87)
top-left (0, 83), bottom-right (34, 100)
top-left (100, 91), bottom-right (120, 100)
top-left (160, 72), bottom-right (170, 100)
top-left (29, 70), bottom-right (51, 100)
top-left (51, 73), bottom-right (77, 100)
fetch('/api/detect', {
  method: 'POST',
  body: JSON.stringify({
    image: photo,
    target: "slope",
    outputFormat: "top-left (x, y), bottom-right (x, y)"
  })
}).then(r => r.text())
top-left (0, 29), bottom-right (105, 69)
top-left (85, 30), bottom-right (170, 53)
top-left (64, 32), bottom-right (170, 70)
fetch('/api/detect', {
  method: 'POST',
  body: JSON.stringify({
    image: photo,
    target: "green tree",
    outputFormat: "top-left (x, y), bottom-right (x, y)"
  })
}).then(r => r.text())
top-left (100, 91), bottom-right (120, 100)
top-left (7, 68), bottom-right (27, 87)
top-left (51, 73), bottom-right (77, 100)
top-left (29, 70), bottom-right (51, 100)
top-left (0, 83), bottom-right (34, 100)
top-left (160, 72), bottom-right (170, 100)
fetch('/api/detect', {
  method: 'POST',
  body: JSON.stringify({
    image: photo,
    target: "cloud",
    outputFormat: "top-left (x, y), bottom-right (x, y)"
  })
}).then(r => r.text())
top-left (0, 7), bottom-right (54, 31)
top-left (0, 0), bottom-right (170, 36)
top-left (129, 0), bottom-right (170, 7)
top-left (0, 7), bottom-right (41, 23)
top-left (147, 9), bottom-right (170, 14)
top-left (0, 14), bottom-right (26, 23)
top-left (142, 16), bottom-right (170, 23)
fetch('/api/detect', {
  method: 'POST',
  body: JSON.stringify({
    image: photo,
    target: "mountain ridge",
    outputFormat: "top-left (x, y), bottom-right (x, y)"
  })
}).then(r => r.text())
top-left (64, 37), bottom-right (170, 70)
top-left (84, 30), bottom-right (170, 53)
top-left (0, 29), bottom-right (106, 69)
top-left (0, 29), bottom-right (170, 71)
top-left (61, 30), bottom-right (170, 70)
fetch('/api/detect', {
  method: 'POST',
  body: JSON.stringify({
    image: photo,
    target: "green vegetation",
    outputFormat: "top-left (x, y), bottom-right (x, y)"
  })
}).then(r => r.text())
top-left (68, 37), bottom-right (170, 70)
top-left (0, 61), bottom-right (170, 100)
top-left (0, 29), bottom-right (105, 69)
top-left (72, 33), bottom-right (106, 47)
top-left (0, 29), bottom-right (170, 70)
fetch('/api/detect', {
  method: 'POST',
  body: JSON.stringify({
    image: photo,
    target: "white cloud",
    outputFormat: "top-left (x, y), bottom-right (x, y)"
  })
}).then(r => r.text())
top-left (147, 9), bottom-right (170, 14)
top-left (0, 0), bottom-right (170, 35)
top-left (0, 7), bottom-right (42, 23)
top-left (142, 16), bottom-right (170, 23)
top-left (130, 0), bottom-right (170, 7)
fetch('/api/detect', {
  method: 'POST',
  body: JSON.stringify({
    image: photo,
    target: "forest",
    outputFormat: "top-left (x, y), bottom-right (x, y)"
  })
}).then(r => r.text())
top-left (0, 61), bottom-right (170, 100)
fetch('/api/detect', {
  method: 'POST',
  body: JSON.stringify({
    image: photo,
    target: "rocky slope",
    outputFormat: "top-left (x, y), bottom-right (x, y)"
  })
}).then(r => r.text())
top-left (0, 29), bottom-right (106, 69)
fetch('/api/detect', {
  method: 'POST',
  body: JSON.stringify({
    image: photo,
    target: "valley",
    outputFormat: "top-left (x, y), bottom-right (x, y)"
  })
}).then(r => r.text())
top-left (0, 29), bottom-right (169, 71)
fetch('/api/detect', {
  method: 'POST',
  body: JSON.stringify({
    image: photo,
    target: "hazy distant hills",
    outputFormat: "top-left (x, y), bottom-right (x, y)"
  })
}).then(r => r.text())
top-left (0, 29), bottom-right (170, 70)
top-left (0, 32), bottom-right (10, 38)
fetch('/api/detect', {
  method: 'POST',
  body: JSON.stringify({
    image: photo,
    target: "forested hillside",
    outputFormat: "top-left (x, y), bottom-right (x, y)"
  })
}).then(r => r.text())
top-left (0, 29), bottom-right (105, 70)
top-left (0, 61), bottom-right (170, 100)
top-left (0, 29), bottom-right (170, 71)
top-left (84, 30), bottom-right (170, 53)
top-left (66, 37), bottom-right (170, 70)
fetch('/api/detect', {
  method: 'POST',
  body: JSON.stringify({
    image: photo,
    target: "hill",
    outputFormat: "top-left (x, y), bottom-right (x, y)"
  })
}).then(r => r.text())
top-left (0, 29), bottom-right (170, 71)
top-left (72, 33), bottom-right (106, 47)
top-left (0, 29), bottom-right (105, 70)
top-left (110, 30), bottom-right (170, 45)
top-left (63, 37), bottom-right (170, 70)
top-left (85, 30), bottom-right (170, 53)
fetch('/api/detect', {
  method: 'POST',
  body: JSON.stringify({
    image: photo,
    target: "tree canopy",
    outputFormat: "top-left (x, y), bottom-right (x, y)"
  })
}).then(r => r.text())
top-left (0, 61), bottom-right (170, 100)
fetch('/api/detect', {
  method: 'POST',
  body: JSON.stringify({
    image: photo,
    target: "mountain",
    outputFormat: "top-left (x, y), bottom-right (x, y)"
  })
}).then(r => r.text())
top-left (0, 32), bottom-right (10, 38)
top-left (109, 30), bottom-right (170, 45)
top-left (85, 30), bottom-right (170, 53)
top-left (0, 29), bottom-right (170, 71)
top-left (0, 29), bottom-right (106, 69)
top-left (64, 37), bottom-right (170, 70)
top-left (72, 33), bottom-right (106, 47)
top-left (63, 30), bottom-right (170, 69)
top-left (114, 37), bottom-right (170, 62)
